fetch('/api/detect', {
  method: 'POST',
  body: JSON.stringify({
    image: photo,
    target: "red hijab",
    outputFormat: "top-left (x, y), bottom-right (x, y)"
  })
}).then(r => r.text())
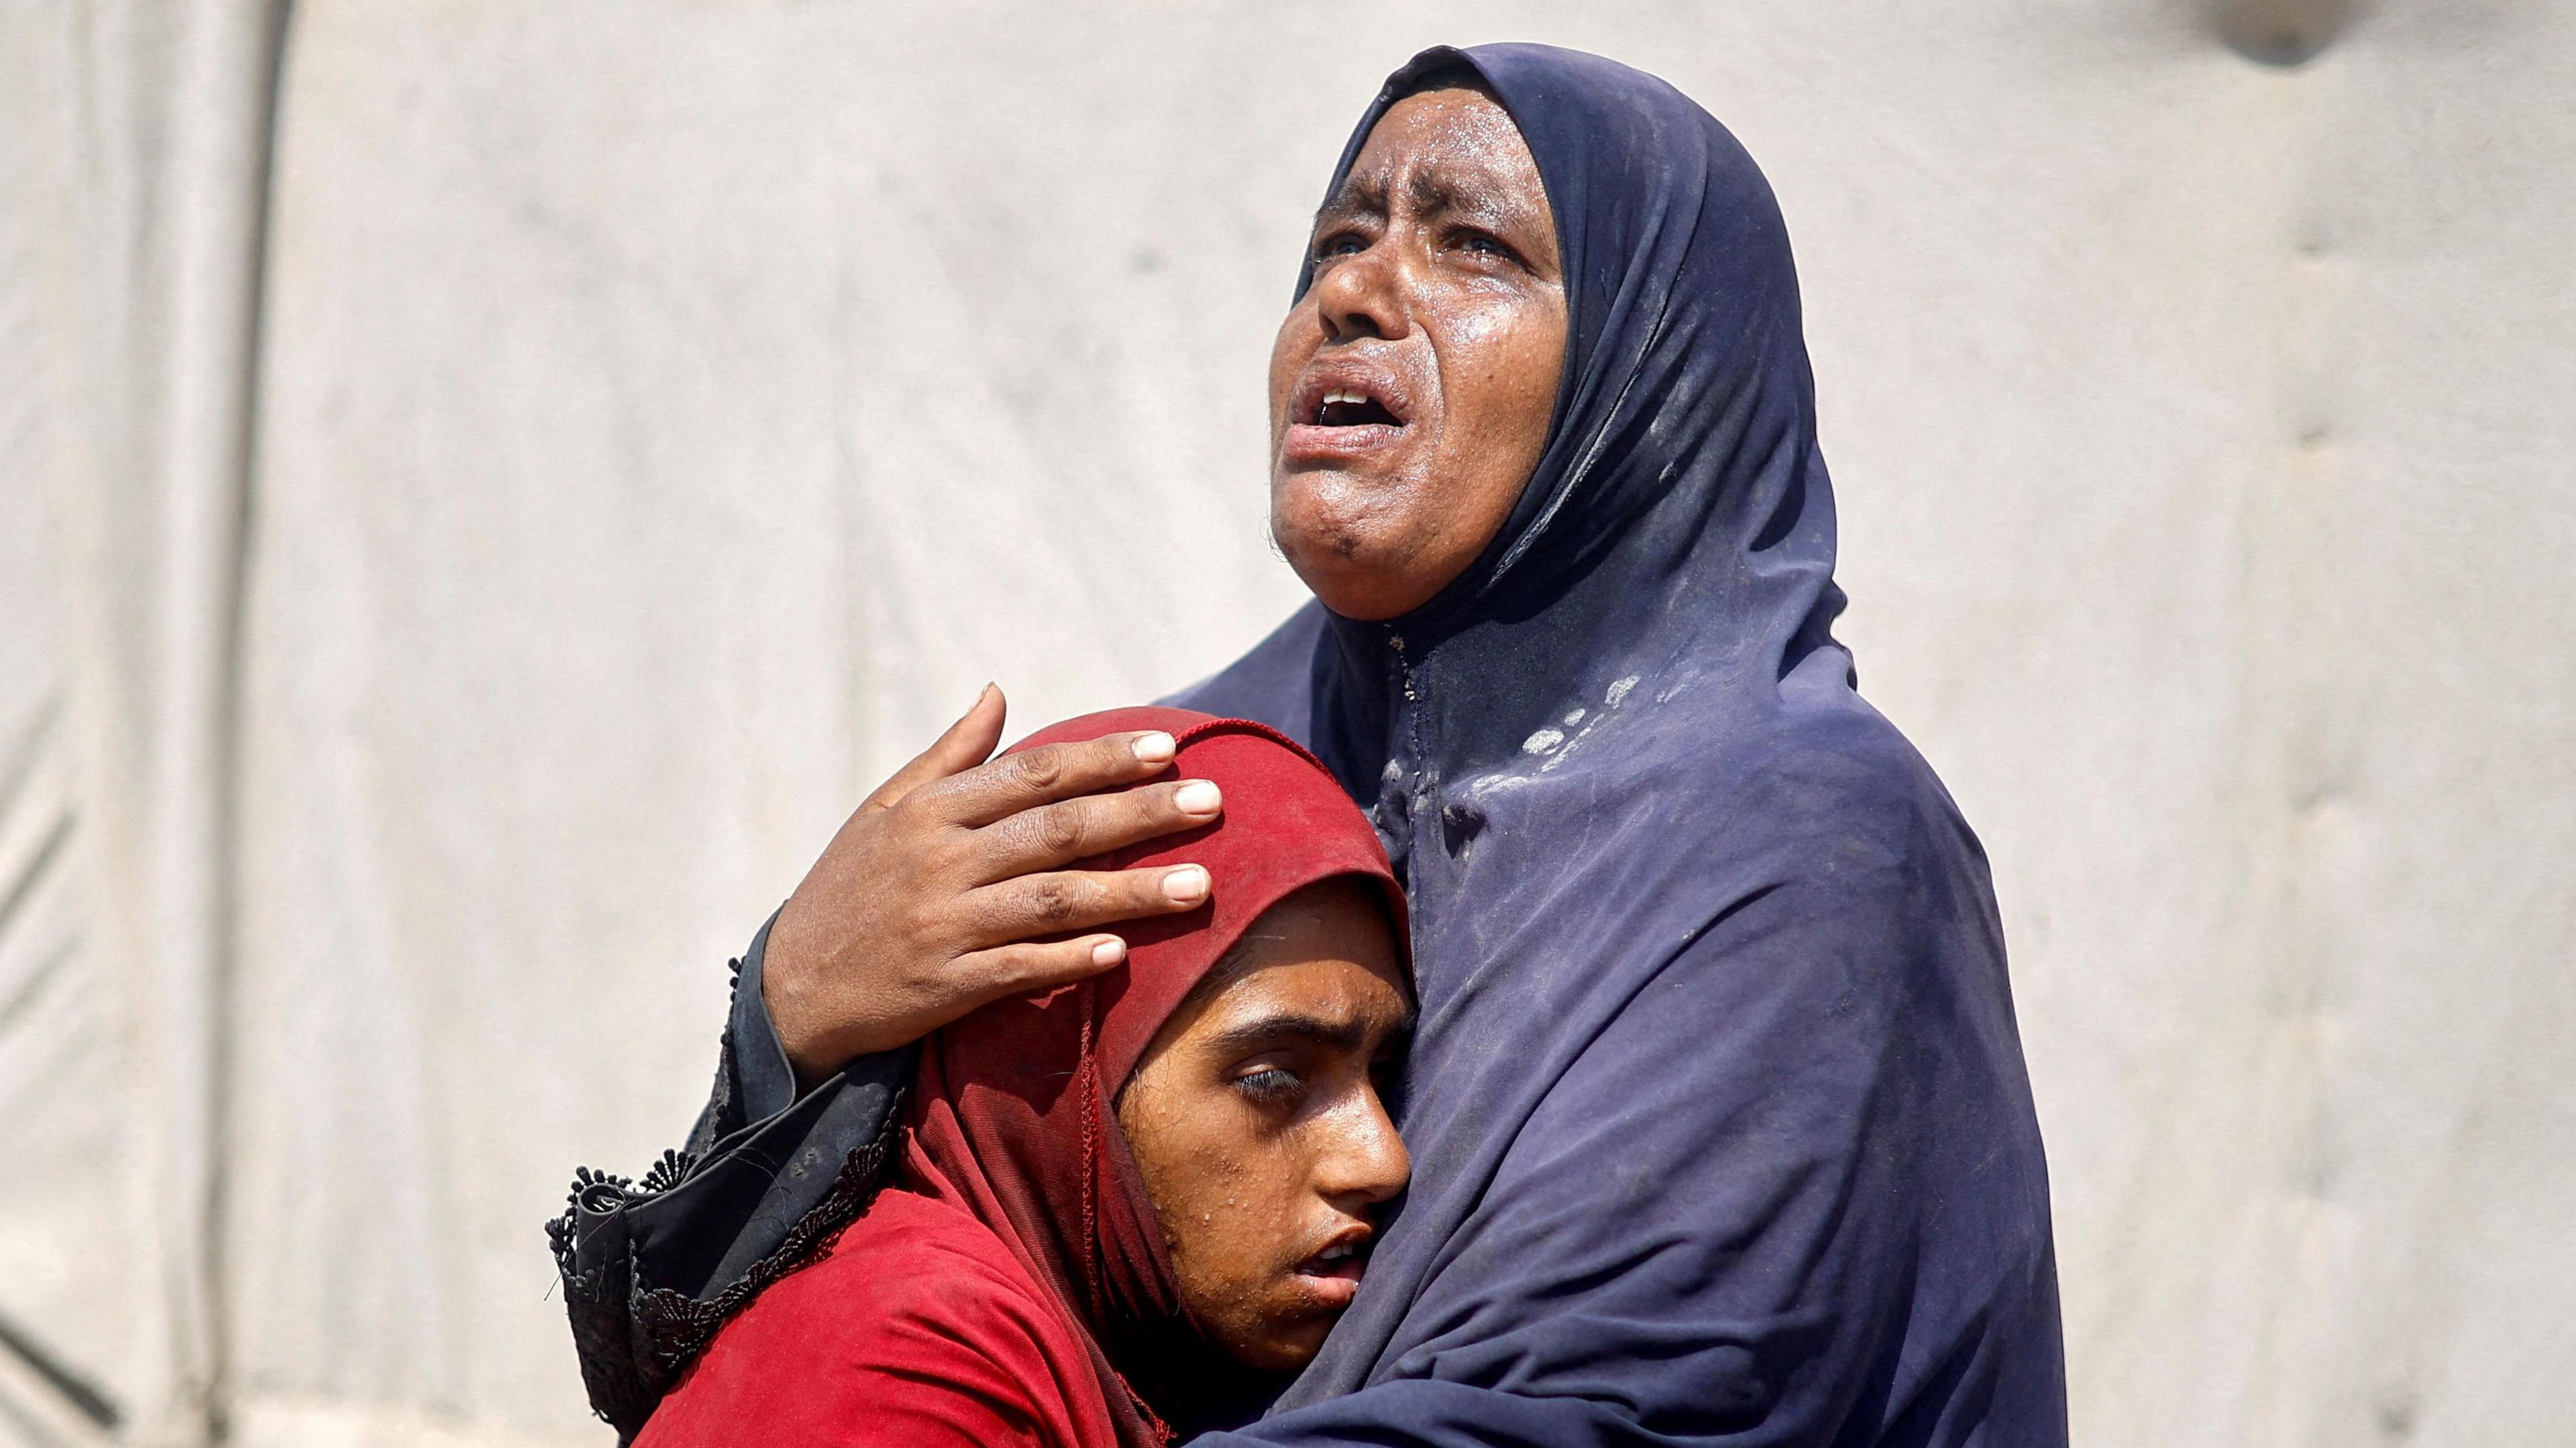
top-left (899, 708), bottom-right (1405, 1446)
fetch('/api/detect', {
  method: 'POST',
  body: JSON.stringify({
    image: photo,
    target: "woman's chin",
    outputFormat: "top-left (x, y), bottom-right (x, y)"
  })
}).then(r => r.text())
top-left (1271, 519), bottom-right (1451, 623)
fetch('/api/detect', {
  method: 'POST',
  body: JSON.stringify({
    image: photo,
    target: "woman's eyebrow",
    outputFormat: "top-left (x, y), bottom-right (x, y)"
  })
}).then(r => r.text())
top-left (1316, 169), bottom-right (1532, 237)
top-left (1316, 170), bottom-right (1395, 228)
top-left (1405, 169), bottom-right (1483, 222)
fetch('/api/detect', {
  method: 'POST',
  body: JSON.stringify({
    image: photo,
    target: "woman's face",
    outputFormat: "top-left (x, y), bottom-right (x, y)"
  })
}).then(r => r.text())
top-left (1267, 82), bottom-right (1567, 622)
top-left (1116, 879), bottom-right (1412, 1371)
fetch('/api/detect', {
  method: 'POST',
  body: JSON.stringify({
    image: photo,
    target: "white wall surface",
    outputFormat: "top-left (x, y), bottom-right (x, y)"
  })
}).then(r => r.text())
top-left (3, 2), bottom-right (2569, 1445)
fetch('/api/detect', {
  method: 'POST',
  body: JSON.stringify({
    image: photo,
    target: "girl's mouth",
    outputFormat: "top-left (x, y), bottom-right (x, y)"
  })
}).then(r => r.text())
top-left (1288, 1237), bottom-right (1370, 1308)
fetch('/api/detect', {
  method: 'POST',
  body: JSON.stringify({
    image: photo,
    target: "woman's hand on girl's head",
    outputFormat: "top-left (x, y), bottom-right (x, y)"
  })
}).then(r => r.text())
top-left (764, 684), bottom-right (1224, 1087)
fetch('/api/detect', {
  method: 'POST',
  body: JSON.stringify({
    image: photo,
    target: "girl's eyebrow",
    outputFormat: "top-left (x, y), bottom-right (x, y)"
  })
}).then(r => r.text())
top-left (1210, 1011), bottom-right (1366, 1055)
top-left (1206, 1005), bottom-right (1415, 1057)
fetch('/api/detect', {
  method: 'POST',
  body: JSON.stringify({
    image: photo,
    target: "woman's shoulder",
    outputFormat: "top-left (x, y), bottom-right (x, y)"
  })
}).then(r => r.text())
top-left (1161, 600), bottom-right (1328, 735)
top-left (1629, 693), bottom-right (1976, 884)
top-left (637, 1188), bottom-right (1114, 1447)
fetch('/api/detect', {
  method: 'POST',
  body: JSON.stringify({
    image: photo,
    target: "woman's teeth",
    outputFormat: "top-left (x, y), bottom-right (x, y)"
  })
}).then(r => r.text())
top-left (1314, 390), bottom-right (1393, 426)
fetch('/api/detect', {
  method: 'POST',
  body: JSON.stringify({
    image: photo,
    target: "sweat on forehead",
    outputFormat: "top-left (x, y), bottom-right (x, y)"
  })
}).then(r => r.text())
top-left (1160, 876), bottom-right (1408, 1034)
top-left (1326, 81), bottom-right (1523, 183)
top-left (1319, 162), bottom-right (1535, 229)
top-left (1307, 85), bottom-right (1558, 290)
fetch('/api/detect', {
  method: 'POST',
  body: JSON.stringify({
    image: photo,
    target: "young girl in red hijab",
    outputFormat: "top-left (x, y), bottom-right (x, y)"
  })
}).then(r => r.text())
top-left (635, 709), bottom-right (1411, 1447)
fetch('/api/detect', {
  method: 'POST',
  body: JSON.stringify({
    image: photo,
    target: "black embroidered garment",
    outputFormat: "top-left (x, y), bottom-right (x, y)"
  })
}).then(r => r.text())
top-left (548, 917), bottom-right (912, 1443)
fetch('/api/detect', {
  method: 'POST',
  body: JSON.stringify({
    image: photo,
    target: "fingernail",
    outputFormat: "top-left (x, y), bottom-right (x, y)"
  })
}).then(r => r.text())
top-left (1173, 780), bottom-right (1222, 816)
top-left (1162, 865), bottom-right (1210, 905)
top-left (1133, 732), bottom-right (1176, 765)
top-left (1091, 937), bottom-right (1127, 967)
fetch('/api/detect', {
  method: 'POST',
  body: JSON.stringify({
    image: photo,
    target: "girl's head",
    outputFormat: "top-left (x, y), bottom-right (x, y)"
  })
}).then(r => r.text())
top-left (903, 708), bottom-right (1410, 1423)
top-left (1117, 873), bottom-right (1409, 1370)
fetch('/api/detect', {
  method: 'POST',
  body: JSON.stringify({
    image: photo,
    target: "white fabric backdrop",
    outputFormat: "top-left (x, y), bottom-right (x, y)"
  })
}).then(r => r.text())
top-left (3, 3), bottom-right (2570, 1445)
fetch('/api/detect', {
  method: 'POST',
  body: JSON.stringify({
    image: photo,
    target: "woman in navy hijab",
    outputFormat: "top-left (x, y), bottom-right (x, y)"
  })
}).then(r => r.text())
top-left (556, 43), bottom-right (2065, 1447)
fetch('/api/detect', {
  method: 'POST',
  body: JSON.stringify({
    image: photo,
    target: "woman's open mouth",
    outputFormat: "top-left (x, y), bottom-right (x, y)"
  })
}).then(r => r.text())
top-left (1283, 367), bottom-right (1413, 465)
top-left (1313, 389), bottom-right (1401, 428)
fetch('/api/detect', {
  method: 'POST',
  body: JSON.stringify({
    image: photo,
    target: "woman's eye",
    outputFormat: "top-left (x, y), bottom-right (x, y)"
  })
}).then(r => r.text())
top-left (1233, 1066), bottom-right (1304, 1103)
top-left (1458, 231), bottom-right (1512, 260)
top-left (1313, 231), bottom-right (1367, 262)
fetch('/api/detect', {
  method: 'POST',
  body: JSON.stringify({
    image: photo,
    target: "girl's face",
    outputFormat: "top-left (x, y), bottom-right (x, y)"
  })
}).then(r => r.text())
top-left (1115, 879), bottom-right (1413, 1370)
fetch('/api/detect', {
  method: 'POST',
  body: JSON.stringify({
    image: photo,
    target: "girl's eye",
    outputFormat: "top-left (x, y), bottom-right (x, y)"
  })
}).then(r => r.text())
top-left (1233, 1066), bottom-right (1304, 1103)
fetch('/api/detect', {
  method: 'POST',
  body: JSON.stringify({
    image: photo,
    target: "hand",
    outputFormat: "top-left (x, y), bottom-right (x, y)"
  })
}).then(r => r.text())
top-left (763, 685), bottom-right (1223, 1085)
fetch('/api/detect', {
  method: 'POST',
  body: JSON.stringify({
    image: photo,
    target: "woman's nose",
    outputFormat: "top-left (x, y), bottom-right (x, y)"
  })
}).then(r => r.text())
top-left (1313, 246), bottom-right (1409, 345)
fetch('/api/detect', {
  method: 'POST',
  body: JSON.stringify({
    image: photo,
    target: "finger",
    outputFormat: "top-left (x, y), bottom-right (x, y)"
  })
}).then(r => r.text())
top-left (970, 777), bottom-right (1224, 881)
top-left (863, 683), bottom-right (1007, 813)
top-left (915, 728), bottom-right (1181, 828)
top-left (948, 935), bottom-right (1131, 1011)
top-left (955, 863), bottom-right (1212, 948)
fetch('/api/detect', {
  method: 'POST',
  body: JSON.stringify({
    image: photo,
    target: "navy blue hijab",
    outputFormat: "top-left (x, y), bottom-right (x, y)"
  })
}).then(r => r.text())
top-left (1173, 44), bottom-right (2065, 1446)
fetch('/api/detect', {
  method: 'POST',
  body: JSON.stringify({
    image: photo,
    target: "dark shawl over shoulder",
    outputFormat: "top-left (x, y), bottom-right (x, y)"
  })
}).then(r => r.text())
top-left (553, 42), bottom-right (2065, 1447)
